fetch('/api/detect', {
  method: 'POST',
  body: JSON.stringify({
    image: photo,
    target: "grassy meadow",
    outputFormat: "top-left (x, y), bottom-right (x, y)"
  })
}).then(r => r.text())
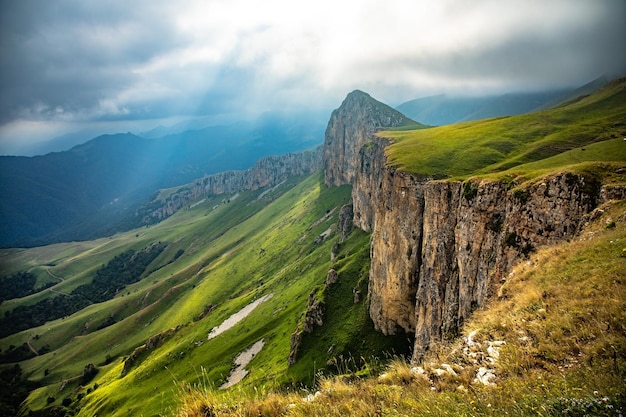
top-left (1, 78), bottom-right (625, 416)
top-left (1, 172), bottom-right (408, 416)
top-left (384, 78), bottom-right (626, 180)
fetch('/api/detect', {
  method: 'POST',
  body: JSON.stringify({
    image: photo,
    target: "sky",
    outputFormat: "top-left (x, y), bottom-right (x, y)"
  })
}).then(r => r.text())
top-left (1, 0), bottom-right (625, 155)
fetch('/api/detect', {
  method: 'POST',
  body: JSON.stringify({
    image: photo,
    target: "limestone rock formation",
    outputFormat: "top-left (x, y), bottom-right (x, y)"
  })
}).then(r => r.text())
top-left (326, 268), bottom-right (339, 286)
top-left (288, 289), bottom-right (326, 365)
top-left (337, 204), bottom-right (354, 243)
top-left (138, 147), bottom-right (323, 224)
top-left (323, 90), bottom-right (416, 187)
top-left (352, 134), bottom-right (610, 361)
top-left (351, 137), bottom-right (393, 232)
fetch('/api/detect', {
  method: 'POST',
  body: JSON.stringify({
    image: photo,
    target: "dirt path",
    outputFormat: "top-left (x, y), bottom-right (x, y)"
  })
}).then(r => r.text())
top-left (46, 267), bottom-right (64, 282)
top-left (220, 339), bottom-right (265, 389)
top-left (26, 335), bottom-right (39, 356)
top-left (207, 294), bottom-right (273, 340)
top-left (49, 287), bottom-right (71, 296)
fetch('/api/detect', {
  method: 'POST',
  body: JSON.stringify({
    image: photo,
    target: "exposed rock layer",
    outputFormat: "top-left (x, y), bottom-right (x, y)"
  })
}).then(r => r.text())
top-left (323, 90), bottom-right (416, 187)
top-left (139, 147), bottom-right (323, 223)
top-left (288, 289), bottom-right (326, 365)
top-left (352, 136), bottom-right (611, 361)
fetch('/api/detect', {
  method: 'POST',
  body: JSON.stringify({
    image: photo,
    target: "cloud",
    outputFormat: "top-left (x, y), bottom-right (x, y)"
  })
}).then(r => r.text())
top-left (1, 0), bottom-right (625, 150)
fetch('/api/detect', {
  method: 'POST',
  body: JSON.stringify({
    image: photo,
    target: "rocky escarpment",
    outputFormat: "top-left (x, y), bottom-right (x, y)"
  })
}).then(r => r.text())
top-left (320, 89), bottom-right (626, 363)
top-left (354, 136), bottom-right (612, 361)
top-left (288, 284), bottom-right (327, 365)
top-left (138, 147), bottom-right (323, 224)
top-left (323, 90), bottom-right (416, 187)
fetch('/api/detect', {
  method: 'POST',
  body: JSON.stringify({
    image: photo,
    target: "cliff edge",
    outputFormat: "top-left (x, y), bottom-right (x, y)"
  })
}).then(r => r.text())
top-left (328, 83), bottom-right (626, 362)
top-left (323, 90), bottom-right (417, 187)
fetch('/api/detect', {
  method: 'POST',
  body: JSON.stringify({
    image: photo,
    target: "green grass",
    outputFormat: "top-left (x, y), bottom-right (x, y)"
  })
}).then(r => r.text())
top-left (384, 78), bottom-right (626, 179)
top-left (4, 79), bottom-right (626, 417)
top-left (287, 230), bottom-right (412, 385)
top-left (2, 172), bottom-right (395, 416)
top-left (172, 198), bottom-right (626, 417)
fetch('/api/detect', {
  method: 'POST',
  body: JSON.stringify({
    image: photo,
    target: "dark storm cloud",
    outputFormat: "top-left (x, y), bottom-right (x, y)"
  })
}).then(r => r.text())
top-left (1, 0), bottom-right (625, 151)
top-left (0, 0), bottom-right (186, 122)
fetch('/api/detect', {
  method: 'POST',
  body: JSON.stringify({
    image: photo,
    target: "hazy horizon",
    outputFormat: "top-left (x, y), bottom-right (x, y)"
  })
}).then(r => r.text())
top-left (2, 0), bottom-right (625, 155)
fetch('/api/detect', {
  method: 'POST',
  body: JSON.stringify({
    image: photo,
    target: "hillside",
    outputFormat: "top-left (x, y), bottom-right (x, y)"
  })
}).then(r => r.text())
top-left (0, 79), bottom-right (625, 417)
top-left (176, 199), bottom-right (626, 416)
top-left (173, 78), bottom-right (625, 415)
top-left (394, 76), bottom-right (609, 126)
top-left (384, 77), bottom-right (626, 179)
top-left (0, 172), bottom-right (408, 416)
top-left (0, 113), bottom-right (326, 248)
top-left (395, 90), bottom-right (567, 126)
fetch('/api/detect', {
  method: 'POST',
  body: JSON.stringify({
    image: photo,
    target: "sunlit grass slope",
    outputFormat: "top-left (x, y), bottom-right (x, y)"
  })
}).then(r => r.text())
top-left (170, 79), bottom-right (626, 417)
top-left (384, 77), bottom-right (626, 178)
top-left (1, 172), bottom-right (405, 416)
top-left (174, 194), bottom-right (626, 417)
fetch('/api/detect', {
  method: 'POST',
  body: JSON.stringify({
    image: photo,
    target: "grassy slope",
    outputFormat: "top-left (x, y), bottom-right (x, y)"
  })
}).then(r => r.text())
top-left (1, 172), bottom-right (404, 417)
top-left (170, 80), bottom-right (626, 416)
top-left (384, 78), bottom-right (626, 179)
top-left (4, 80), bottom-right (626, 416)
top-left (286, 230), bottom-right (411, 385)
top-left (173, 186), bottom-right (626, 417)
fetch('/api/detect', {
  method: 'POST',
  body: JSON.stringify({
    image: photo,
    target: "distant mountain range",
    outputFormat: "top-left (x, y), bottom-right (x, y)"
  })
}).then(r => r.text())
top-left (0, 77), bottom-right (610, 248)
top-left (0, 112), bottom-right (327, 247)
top-left (396, 76), bottom-right (609, 126)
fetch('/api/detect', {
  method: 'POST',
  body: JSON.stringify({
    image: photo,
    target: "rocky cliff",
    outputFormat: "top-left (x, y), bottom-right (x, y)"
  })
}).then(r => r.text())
top-left (353, 135), bottom-right (615, 361)
top-left (138, 147), bottom-right (323, 224)
top-left (323, 90), bottom-right (416, 187)
top-left (320, 89), bottom-right (626, 363)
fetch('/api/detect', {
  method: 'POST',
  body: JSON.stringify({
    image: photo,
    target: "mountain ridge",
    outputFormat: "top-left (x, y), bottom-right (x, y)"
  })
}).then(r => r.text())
top-left (342, 78), bottom-right (626, 360)
top-left (323, 89), bottom-right (421, 187)
top-left (0, 115), bottom-right (326, 248)
top-left (395, 76), bottom-right (610, 126)
top-left (0, 79), bottom-right (625, 416)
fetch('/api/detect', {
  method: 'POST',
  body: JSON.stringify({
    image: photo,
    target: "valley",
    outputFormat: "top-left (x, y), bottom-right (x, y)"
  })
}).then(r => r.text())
top-left (1, 171), bottom-right (406, 416)
top-left (1, 78), bottom-right (625, 416)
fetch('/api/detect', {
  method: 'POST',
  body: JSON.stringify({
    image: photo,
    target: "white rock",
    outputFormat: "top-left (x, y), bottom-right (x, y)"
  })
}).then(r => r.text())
top-left (474, 367), bottom-right (496, 386)
top-left (410, 366), bottom-right (426, 376)
top-left (465, 330), bottom-right (479, 347)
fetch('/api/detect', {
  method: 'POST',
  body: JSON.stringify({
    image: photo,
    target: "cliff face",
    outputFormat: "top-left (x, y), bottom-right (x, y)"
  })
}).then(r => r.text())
top-left (323, 90), bottom-right (416, 187)
top-left (138, 147), bottom-right (323, 223)
top-left (353, 136), bottom-right (607, 361)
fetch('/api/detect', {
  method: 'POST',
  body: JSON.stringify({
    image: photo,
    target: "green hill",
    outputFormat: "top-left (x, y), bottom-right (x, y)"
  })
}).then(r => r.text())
top-left (0, 172), bottom-right (406, 416)
top-left (384, 77), bottom-right (626, 179)
top-left (1, 78), bottom-right (625, 417)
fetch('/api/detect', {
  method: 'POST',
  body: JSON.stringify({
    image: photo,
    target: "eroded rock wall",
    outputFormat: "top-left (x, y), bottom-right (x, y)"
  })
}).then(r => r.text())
top-left (323, 90), bottom-right (415, 187)
top-left (352, 136), bottom-right (605, 362)
top-left (139, 147), bottom-right (323, 223)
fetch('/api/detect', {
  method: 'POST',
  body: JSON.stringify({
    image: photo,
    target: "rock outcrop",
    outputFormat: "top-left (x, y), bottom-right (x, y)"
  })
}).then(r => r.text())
top-left (122, 327), bottom-right (178, 376)
top-left (138, 147), bottom-right (323, 224)
top-left (319, 89), bottom-right (626, 363)
top-left (337, 204), bottom-right (354, 243)
top-left (288, 289), bottom-right (326, 365)
top-left (352, 134), bottom-right (609, 361)
top-left (323, 90), bottom-right (416, 187)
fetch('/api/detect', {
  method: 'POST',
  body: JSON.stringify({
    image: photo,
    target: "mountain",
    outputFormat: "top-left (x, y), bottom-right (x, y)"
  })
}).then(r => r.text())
top-left (5, 128), bottom-right (107, 157)
top-left (0, 79), bottom-right (625, 416)
top-left (323, 89), bottom-right (421, 186)
top-left (0, 114), bottom-right (326, 248)
top-left (533, 75), bottom-right (610, 111)
top-left (396, 90), bottom-right (572, 126)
